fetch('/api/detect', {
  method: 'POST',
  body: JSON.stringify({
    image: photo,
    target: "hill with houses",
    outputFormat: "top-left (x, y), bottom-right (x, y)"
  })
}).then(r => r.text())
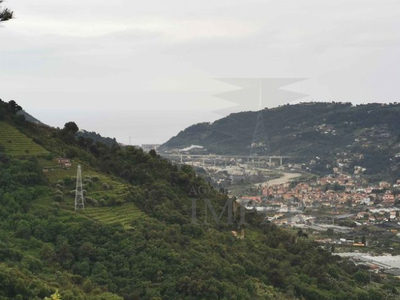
top-left (161, 102), bottom-right (400, 182)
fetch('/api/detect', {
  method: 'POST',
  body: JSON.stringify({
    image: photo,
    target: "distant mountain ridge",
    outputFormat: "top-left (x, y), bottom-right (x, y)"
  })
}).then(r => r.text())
top-left (18, 110), bottom-right (43, 124)
top-left (161, 102), bottom-right (400, 180)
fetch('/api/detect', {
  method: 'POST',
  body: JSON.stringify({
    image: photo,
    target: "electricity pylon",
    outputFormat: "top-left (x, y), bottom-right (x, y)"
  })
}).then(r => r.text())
top-left (75, 165), bottom-right (85, 210)
top-left (250, 110), bottom-right (270, 156)
top-left (250, 81), bottom-right (270, 157)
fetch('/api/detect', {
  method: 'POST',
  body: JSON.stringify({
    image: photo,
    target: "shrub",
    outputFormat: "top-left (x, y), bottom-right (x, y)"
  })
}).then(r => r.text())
top-left (54, 189), bottom-right (63, 196)
top-left (22, 256), bottom-right (43, 273)
top-left (52, 202), bottom-right (61, 210)
top-left (109, 197), bottom-right (123, 206)
top-left (84, 179), bottom-right (93, 187)
top-left (53, 195), bottom-right (63, 202)
top-left (65, 148), bottom-right (78, 158)
top-left (64, 177), bottom-right (75, 186)
top-left (86, 197), bottom-right (99, 206)
top-left (15, 220), bottom-right (31, 239)
top-left (44, 153), bottom-right (54, 161)
top-left (102, 183), bottom-right (109, 190)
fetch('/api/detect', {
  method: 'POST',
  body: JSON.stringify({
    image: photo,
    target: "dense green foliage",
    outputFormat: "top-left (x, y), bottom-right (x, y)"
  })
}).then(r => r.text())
top-left (1, 100), bottom-right (400, 299)
top-left (77, 130), bottom-right (117, 147)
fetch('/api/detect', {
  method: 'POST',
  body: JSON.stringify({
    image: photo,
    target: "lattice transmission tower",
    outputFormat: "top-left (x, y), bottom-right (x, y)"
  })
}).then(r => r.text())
top-left (75, 165), bottom-right (85, 210)
top-left (250, 82), bottom-right (270, 157)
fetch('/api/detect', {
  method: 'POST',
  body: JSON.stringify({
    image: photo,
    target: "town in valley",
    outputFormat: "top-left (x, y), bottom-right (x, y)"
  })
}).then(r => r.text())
top-left (159, 143), bottom-right (400, 278)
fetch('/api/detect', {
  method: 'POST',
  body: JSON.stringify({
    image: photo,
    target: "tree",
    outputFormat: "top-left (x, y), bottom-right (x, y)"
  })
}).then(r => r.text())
top-left (15, 220), bottom-right (31, 239)
top-left (353, 270), bottom-right (370, 285)
top-left (61, 122), bottom-right (79, 143)
top-left (361, 235), bottom-right (366, 245)
top-left (63, 122), bottom-right (79, 135)
top-left (0, 0), bottom-right (13, 22)
top-left (149, 149), bottom-right (157, 157)
top-left (6, 100), bottom-right (22, 115)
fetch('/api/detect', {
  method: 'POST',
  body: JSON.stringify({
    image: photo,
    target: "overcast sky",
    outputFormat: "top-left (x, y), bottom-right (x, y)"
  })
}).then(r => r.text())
top-left (1, 0), bottom-right (400, 144)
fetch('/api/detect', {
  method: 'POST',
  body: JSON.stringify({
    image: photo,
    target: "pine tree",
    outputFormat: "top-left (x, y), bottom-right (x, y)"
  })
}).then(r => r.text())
top-left (0, 0), bottom-right (13, 22)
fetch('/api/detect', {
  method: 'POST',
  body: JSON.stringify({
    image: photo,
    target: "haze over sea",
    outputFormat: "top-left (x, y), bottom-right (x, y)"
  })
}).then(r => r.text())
top-left (31, 109), bottom-right (218, 146)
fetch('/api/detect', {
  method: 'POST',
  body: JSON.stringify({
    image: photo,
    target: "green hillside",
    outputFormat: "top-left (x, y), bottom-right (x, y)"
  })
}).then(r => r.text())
top-left (0, 121), bottom-right (48, 156)
top-left (1, 100), bottom-right (399, 300)
top-left (36, 159), bottom-right (146, 229)
top-left (161, 102), bottom-right (400, 180)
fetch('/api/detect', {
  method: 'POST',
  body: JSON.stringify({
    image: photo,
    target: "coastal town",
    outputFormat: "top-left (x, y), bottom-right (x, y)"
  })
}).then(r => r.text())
top-left (160, 145), bottom-right (400, 279)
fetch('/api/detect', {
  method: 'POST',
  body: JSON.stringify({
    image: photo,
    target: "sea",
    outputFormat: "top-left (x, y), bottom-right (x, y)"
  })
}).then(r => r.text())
top-left (31, 109), bottom-right (219, 146)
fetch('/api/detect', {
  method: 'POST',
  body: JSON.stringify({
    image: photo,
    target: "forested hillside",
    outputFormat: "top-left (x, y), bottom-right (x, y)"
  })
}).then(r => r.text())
top-left (161, 102), bottom-right (400, 180)
top-left (1, 99), bottom-right (399, 300)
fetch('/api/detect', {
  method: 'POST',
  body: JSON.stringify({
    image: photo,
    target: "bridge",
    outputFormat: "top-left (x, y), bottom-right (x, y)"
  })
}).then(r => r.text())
top-left (161, 153), bottom-right (291, 166)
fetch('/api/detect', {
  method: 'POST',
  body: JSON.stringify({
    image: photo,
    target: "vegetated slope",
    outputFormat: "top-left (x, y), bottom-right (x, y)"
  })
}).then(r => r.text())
top-left (77, 130), bottom-right (118, 147)
top-left (161, 102), bottom-right (400, 180)
top-left (17, 110), bottom-right (43, 124)
top-left (0, 100), bottom-right (399, 300)
top-left (35, 158), bottom-right (145, 229)
top-left (0, 121), bottom-right (49, 156)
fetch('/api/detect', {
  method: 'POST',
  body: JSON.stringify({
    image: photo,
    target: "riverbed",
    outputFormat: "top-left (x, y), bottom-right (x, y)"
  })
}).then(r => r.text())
top-left (256, 172), bottom-right (302, 187)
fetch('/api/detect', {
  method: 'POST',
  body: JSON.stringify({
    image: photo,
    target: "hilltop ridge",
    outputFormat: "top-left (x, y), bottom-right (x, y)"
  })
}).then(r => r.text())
top-left (161, 102), bottom-right (400, 181)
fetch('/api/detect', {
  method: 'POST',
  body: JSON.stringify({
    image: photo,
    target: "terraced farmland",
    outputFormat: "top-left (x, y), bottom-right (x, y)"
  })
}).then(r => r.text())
top-left (41, 160), bottom-right (95, 183)
top-left (35, 196), bottom-right (145, 229)
top-left (40, 159), bottom-right (123, 186)
top-left (81, 204), bottom-right (145, 229)
top-left (35, 162), bottom-right (146, 229)
top-left (0, 121), bottom-right (48, 156)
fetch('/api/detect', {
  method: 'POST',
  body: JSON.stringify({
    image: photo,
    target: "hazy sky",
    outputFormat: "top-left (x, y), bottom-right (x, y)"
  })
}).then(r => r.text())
top-left (1, 0), bottom-right (400, 144)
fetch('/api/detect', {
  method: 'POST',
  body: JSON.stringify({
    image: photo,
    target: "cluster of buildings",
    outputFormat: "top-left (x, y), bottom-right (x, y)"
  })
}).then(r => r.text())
top-left (140, 144), bottom-right (161, 152)
top-left (42, 157), bottom-right (72, 173)
top-left (238, 172), bottom-right (400, 237)
top-left (338, 253), bottom-right (400, 278)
